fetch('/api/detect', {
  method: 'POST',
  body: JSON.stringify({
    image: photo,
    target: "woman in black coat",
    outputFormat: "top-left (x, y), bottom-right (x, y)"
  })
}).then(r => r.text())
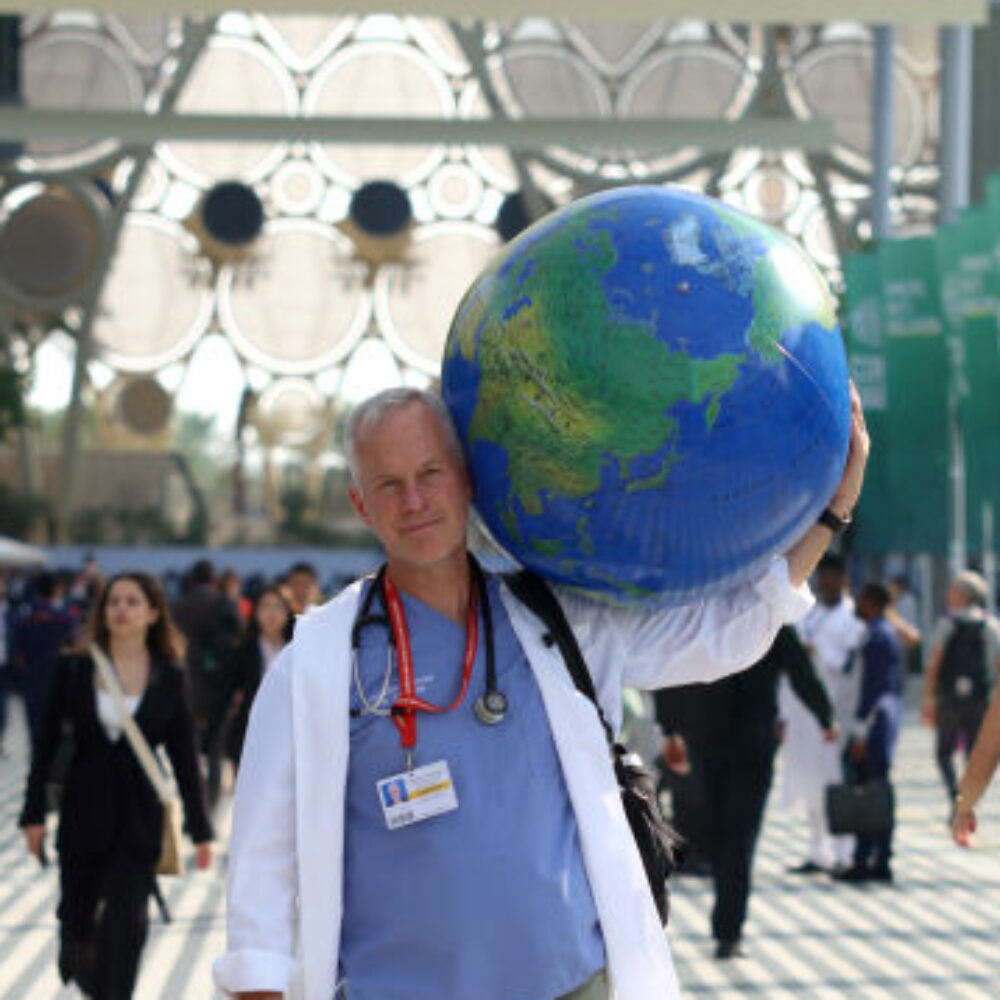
top-left (225, 584), bottom-right (294, 768)
top-left (20, 571), bottom-right (214, 1000)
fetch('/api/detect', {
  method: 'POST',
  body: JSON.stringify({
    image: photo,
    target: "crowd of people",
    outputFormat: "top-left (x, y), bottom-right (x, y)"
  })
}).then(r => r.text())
top-left (4, 387), bottom-right (1000, 1000)
top-left (0, 558), bottom-right (337, 766)
top-left (1, 556), bottom-right (341, 999)
top-left (651, 559), bottom-right (1000, 961)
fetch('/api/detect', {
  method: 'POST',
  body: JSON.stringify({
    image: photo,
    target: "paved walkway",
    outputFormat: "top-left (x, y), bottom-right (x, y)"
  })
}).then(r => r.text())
top-left (1, 694), bottom-right (997, 999)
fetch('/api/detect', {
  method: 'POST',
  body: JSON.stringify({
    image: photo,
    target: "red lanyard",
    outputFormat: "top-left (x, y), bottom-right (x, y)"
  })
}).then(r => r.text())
top-left (383, 574), bottom-right (479, 754)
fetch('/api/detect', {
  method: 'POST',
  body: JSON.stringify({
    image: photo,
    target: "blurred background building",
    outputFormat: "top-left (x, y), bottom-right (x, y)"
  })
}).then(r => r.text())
top-left (0, 3), bottom-right (997, 594)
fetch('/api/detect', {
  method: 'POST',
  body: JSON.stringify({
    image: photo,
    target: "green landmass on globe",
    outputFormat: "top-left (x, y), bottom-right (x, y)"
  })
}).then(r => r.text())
top-left (442, 185), bottom-right (850, 605)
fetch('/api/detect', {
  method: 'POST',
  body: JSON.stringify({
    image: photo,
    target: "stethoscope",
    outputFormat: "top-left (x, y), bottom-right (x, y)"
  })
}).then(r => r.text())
top-left (349, 557), bottom-right (508, 727)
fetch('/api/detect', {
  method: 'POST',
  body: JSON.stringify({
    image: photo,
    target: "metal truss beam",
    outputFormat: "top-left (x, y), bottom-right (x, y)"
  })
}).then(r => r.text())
top-left (0, 108), bottom-right (834, 151)
top-left (0, 0), bottom-right (987, 24)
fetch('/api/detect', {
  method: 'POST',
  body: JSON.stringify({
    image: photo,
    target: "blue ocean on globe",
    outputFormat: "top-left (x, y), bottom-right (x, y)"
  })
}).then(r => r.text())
top-left (442, 185), bottom-right (851, 606)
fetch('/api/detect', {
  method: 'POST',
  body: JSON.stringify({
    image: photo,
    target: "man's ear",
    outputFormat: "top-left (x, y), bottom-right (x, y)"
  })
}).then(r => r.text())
top-left (349, 486), bottom-right (371, 526)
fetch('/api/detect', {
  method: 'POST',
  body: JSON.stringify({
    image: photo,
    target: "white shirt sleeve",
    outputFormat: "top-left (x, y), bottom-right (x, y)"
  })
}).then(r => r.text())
top-left (558, 557), bottom-right (814, 695)
top-left (214, 647), bottom-right (301, 997)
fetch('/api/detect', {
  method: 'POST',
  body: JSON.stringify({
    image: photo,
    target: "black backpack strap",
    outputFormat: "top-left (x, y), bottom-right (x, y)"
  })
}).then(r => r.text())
top-left (503, 569), bottom-right (615, 746)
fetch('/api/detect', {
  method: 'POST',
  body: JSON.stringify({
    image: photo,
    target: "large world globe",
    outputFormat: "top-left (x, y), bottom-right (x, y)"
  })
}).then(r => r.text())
top-left (441, 186), bottom-right (851, 606)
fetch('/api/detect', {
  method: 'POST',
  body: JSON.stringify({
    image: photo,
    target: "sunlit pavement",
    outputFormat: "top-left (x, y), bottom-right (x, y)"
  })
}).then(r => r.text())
top-left (1, 688), bottom-right (998, 999)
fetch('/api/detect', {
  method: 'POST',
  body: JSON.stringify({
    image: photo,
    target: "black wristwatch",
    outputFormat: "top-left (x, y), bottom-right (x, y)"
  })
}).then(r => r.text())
top-left (818, 507), bottom-right (852, 535)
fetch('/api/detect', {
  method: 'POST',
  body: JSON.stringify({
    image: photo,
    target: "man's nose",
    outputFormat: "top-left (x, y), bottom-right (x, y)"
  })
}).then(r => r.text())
top-left (400, 480), bottom-right (426, 511)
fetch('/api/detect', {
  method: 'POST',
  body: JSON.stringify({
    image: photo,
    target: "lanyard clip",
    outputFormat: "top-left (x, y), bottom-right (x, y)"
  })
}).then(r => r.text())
top-left (405, 749), bottom-right (415, 773)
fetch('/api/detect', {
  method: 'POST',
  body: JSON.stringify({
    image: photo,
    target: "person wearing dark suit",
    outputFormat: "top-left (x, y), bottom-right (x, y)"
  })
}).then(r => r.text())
top-left (11, 571), bottom-right (79, 748)
top-left (171, 560), bottom-right (244, 808)
top-left (19, 572), bottom-right (214, 1000)
top-left (224, 584), bottom-right (294, 769)
top-left (656, 625), bottom-right (836, 958)
top-left (838, 581), bottom-right (904, 884)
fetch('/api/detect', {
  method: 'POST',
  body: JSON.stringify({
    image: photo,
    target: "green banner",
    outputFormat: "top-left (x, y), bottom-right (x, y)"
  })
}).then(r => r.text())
top-left (879, 236), bottom-right (949, 554)
top-left (987, 173), bottom-right (1000, 209)
top-left (841, 251), bottom-right (893, 553)
top-left (937, 207), bottom-right (1000, 554)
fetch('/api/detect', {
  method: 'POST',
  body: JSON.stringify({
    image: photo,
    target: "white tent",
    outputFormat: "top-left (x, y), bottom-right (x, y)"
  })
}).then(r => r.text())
top-left (0, 536), bottom-right (48, 567)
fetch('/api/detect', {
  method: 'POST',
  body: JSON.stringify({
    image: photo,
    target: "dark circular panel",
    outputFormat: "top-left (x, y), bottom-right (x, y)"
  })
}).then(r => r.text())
top-left (0, 184), bottom-right (105, 302)
top-left (348, 180), bottom-right (412, 236)
top-left (495, 191), bottom-right (555, 243)
top-left (117, 376), bottom-right (172, 435)
top-left (202, 181), bottom-right (266, 246)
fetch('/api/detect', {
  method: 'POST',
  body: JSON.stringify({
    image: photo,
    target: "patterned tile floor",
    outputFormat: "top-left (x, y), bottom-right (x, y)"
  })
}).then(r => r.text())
top-left (1, 692), bottom-right (997, 999)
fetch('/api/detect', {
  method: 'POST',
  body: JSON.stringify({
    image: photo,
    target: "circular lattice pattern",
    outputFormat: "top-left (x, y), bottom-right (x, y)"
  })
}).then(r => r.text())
top-left (219, 219), bottom-right (370, 375)
top-left (256, 377), bottom-right (327, 448)
top-left (494, 45), bottom-right (612, 172)
top-left (457, 82), bottom-right (519, 193)
top-left (270, 160), bottom-right (326, 215)
top-left (159, 36), bottom-right (298, 184)
top-left (564, 22), bottom-right (663, 77)
top-left (375, 222), bottom-right (498, 375)
top-left (105, 15), bottom-right (174, 67)
top-left (791, 42), bottom-right (925, 167)
top-left (93, 215), bottom-right (214, 371)
top-left (618, 46), bottom-right (750, 172)
top-left (496, 44), bottom-right (608, 118)
top-left (115, 157), bottom-right (170, 213)
top-left (743, 167), bottom-right (802, 223)
top-left (254, 14), bottom-right (354, 73)
top-left (428, 163), bottom-right (484, 219)
top-left (21, 28), bottom-right (143, 168)
top-left (800, 204), bottom-right (841, 271)
top-left (304, 42), bottom-right (453, 186)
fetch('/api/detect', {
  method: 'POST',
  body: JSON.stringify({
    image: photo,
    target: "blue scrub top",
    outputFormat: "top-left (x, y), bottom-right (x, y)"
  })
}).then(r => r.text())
top-left (339, 576), bottom-right (605, 1000)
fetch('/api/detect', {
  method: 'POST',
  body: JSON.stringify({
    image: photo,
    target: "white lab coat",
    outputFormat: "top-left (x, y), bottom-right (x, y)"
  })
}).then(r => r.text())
top-left (214, 560), bottom-right (811, 1000)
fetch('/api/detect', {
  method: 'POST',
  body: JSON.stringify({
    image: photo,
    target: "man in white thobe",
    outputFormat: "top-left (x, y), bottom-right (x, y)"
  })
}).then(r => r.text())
top-left (780, 553), bottom-right (865, 872)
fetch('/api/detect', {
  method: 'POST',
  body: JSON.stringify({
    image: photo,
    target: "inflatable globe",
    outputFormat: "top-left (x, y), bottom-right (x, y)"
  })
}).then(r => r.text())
top-left (441, 186), bottom-right (850, 606)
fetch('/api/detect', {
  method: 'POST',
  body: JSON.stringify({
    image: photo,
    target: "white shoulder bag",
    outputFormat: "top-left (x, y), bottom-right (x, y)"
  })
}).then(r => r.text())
top-left (90, 643), bottom-right (185, 876)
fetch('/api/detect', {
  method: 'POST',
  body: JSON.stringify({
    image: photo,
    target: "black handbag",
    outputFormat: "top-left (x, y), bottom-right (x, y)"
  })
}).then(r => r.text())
top-left (504, 569), bottom-right (676, 925)
top-left (826, 779), bottom-right (894, 836)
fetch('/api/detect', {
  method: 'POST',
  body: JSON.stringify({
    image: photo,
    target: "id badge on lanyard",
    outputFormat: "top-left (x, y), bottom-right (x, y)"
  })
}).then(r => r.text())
top-left (377, 760), bottom-right (459, 830)
top-left (376, 576), bottom-right (477, 829)
top-left (366, 563), bottom-right (501, 830)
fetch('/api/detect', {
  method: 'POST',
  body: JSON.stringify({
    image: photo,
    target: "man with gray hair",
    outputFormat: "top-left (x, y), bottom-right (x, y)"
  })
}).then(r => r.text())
top-left (922, 570), bottom-right (1000, 808)
top-left (216, 385), bottom-right (869, 1000)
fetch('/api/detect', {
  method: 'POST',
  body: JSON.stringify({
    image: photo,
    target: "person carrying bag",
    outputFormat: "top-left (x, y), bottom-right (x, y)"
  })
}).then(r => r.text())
top-left (832, 582), bottom-right (904, 884)
top-left (90, 643), bottom-right (185, 877)
top-left (20, 572), bottom-right (213, 1000)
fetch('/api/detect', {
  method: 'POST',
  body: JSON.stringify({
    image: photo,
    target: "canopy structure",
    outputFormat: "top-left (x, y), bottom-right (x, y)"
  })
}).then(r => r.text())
top-left (0, 535), bottom-right (48, 567)
top-left (0, 9), bottom-right (962, 541)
